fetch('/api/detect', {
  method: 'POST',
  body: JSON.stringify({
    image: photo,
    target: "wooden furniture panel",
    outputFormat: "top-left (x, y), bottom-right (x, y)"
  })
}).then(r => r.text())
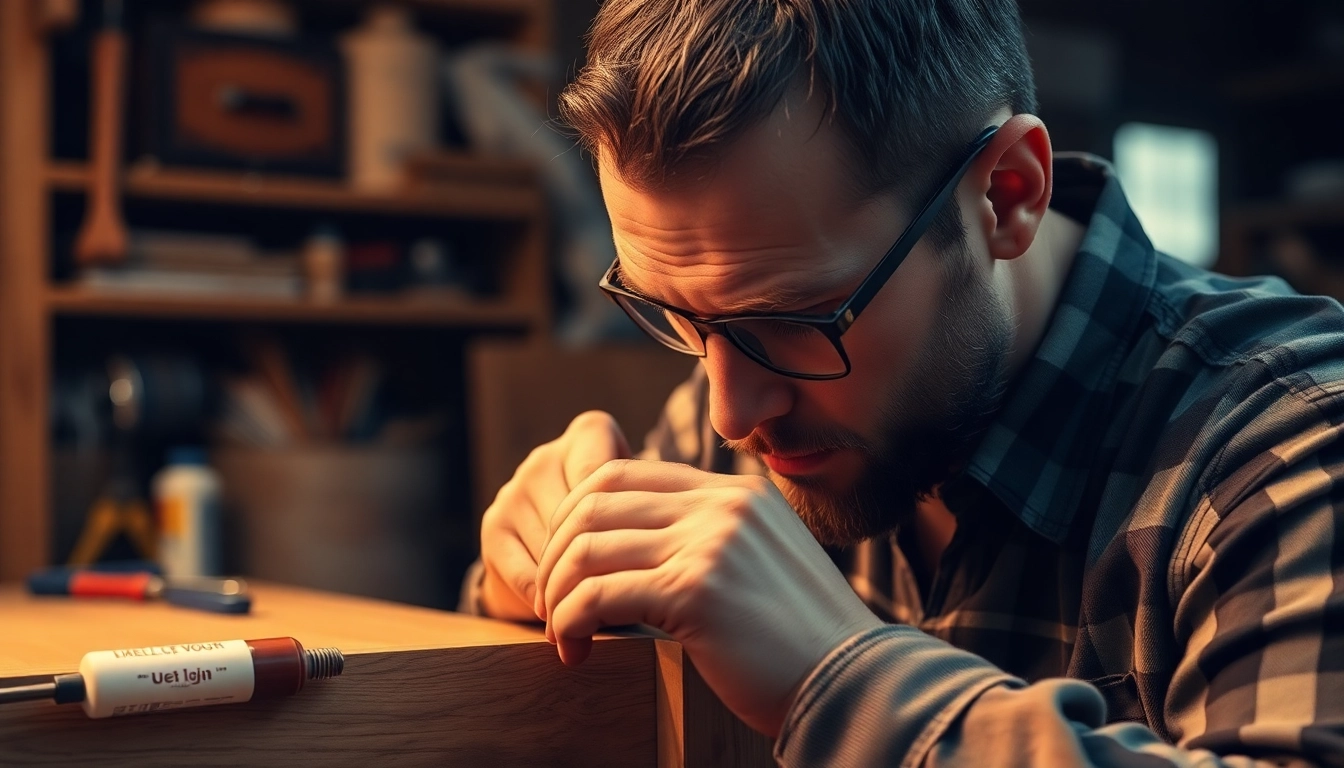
top-left (467, 341), bottom-right (700, 516)
top-left (0, 0), bottom-right (54, 581)
top-left (0, 582), bottom-right (774, 767)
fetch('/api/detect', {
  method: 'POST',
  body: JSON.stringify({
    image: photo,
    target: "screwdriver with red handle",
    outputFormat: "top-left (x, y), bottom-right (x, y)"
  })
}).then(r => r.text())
top-left (27, 564), bottom-right (251, 614)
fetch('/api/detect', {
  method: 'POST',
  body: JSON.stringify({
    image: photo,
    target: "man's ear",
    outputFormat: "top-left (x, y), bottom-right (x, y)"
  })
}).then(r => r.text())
top-left (968, 114), bottom-right (1053, 261)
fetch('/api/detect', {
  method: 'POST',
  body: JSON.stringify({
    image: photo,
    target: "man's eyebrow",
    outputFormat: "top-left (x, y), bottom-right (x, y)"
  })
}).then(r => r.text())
top-left (614, 263), bottom-right (825, 315)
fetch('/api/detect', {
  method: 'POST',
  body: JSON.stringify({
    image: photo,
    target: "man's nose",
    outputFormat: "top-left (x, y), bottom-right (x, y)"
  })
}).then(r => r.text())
top-left (702, 333), bottom-right (793, 441)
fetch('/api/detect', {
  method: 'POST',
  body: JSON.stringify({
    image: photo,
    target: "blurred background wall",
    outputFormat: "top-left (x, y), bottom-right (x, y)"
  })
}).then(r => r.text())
top-left (0, 0), bottom-right (1338, 609)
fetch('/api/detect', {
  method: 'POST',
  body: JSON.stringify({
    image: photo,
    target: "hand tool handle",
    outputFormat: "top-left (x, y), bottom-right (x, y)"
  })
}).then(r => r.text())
top-left (74, 3), bottom-right (129, 264)
top-left (27, 567), bottom-right (152, 599)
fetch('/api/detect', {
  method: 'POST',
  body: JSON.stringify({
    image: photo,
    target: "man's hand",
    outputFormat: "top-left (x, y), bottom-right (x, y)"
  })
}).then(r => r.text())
top-left (478, 411), bottom-right (632, 621)
top-left (533, 460), bottom-right (883, 737)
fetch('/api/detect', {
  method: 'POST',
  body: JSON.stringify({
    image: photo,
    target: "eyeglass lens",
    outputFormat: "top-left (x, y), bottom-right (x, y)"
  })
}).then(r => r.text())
top-left (614, 294), bottom-right (846, 376)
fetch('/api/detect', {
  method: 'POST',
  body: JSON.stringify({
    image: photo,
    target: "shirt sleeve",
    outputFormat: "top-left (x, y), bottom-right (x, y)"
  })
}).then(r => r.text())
top-left (776, 399), bottom-right (1344, 767)
top-left (776, 621), bottom-right (1330, 768)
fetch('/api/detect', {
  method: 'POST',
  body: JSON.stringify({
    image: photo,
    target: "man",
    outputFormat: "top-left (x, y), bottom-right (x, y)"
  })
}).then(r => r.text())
top-left (464, 0), bottom-right (1344, 764)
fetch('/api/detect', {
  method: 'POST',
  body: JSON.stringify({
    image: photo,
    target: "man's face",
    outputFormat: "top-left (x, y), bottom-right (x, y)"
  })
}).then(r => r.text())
top-left (599, 97), bottom-right (1012, 545)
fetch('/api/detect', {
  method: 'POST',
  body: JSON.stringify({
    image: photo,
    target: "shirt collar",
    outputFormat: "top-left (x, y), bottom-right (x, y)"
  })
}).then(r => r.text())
top-left (961, 154), bottom-right (1158, 544)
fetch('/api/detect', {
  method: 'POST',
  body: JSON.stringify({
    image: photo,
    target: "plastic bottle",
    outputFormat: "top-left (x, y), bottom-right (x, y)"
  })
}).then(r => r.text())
top-left (341, 5), bottom-right (441, 190)
top-left (153, 446), bottom-right (223, 578)
top-left (302, 222), bottom-right (345, 302)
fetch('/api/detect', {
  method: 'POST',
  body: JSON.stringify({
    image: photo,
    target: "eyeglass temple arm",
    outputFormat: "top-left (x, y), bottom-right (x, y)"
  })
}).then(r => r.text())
top-left (840, 125), bottom-right (1000, 323)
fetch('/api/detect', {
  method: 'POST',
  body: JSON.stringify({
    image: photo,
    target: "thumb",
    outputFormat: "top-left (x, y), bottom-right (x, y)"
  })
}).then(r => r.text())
top-left (559, 410), bottom-right (632, 491)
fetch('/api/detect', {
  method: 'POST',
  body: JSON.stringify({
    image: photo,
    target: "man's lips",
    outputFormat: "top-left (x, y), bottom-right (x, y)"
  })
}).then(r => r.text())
top-left (760, 450), bottom-right (835, 476)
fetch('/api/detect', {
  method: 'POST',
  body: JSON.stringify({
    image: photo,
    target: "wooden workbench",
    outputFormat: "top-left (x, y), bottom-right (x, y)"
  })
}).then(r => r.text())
top-left (0, 582), bottom-right (774, 767)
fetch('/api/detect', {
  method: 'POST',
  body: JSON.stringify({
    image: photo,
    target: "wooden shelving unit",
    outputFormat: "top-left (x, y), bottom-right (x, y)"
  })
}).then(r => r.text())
top-left (46, 160), bottom-right (544, 222)
top-left (46, 287), bottom-right (538, 327)
top-left (0, 0), bottom-right (553, 581)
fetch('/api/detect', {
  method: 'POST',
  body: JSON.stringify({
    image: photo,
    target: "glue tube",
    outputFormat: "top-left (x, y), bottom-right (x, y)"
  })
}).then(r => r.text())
top-left (2, 637), bottom-right (343, 718)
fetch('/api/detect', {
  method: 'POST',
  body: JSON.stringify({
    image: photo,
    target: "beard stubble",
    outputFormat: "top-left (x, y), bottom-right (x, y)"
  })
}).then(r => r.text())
top-left (722, 246), bottom-right (1012, 546)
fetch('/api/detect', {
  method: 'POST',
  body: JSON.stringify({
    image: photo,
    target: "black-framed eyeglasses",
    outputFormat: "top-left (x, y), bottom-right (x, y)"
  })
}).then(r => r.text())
top-left (598, 125), bottom-right (999, 380)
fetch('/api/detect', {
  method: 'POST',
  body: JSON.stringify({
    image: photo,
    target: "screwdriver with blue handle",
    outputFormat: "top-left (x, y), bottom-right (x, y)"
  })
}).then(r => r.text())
top-left (27, 564), bottom-right (252, 614)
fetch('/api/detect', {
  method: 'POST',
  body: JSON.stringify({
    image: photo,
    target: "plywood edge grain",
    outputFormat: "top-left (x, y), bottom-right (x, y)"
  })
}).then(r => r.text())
top-left (655, 640), bottom-right (686, 768)
top-left (655, 639), bottom-right (777, 768)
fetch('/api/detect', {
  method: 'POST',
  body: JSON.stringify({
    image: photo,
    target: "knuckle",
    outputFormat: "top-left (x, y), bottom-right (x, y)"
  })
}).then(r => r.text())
top-left (574, 492), bottom-right (605, 530)
top-left (569, 409), bottom-right (616, 435)
top-left (509, 571), bottom-right (535, 600)
top-left (482, 483), bottom-right (525, 530)
top-left (519, 442), bottom-right (555, 474)
top-left (480, 497), bottom-right (507, 532)
top-left (577, 576), bottom-right (604, 613)
top-left (588, 459), bottom-right (630, 490)
top-left (571, 531), bottom-right (597, 565)
top-left (678, 559), bottom-right (721, 604)
top-left (723, 485), bottom-right (760, 518)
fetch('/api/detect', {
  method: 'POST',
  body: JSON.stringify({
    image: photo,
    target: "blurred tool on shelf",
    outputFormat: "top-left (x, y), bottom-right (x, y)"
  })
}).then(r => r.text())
top-left (220, 340), bottom-right (396, 447)
top-left (74, 0), bottom-right (129, 265)
top-left (63, 354), bottom-right (211, 567)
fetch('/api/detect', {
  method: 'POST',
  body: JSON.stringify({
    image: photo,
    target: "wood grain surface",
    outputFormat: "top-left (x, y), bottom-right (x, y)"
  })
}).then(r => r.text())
top-left (0, 582), bottom-right (548, 681)
top-left (0, 582), bottom-right (654, 766)
top-left (0, 582), bottom-right (776, 767)
top-left (2, 643), bottom-right (656, 767)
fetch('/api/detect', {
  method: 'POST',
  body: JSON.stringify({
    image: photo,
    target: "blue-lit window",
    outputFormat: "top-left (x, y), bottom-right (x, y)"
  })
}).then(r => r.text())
top-left (1113, 123), bottom-right (1219, 268)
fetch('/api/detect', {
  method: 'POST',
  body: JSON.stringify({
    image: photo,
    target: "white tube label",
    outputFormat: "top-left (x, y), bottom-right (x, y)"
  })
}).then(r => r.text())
top-left (78, 639), bottom-right (256, 718)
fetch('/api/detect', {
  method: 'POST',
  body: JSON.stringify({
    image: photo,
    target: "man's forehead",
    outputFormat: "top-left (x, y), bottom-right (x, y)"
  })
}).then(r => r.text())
top-left (612, 256), bottom-right (829, 315)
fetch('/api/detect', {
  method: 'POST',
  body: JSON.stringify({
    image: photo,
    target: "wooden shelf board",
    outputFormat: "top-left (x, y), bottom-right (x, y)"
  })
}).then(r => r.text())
top-left (47, 287), bottom-right (536, 328)
top-left (310, 0), bottom-right (546, 22)
top-left (46, 161), bottom-right (542, 221)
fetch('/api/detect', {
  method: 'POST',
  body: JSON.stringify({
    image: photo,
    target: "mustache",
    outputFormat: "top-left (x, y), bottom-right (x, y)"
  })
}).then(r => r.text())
top-left (721, 419), bottom-right (869, 457)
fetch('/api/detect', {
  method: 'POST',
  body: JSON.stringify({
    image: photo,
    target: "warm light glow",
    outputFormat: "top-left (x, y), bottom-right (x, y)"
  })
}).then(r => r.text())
top-left (108, 378), bottom-right (134, 406)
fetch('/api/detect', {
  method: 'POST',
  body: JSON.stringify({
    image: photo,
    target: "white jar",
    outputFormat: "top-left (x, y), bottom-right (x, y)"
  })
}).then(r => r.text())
top-left (154, 446), bottom-right (223, 578)
top-left (341, 5), bottom-right (440, 190)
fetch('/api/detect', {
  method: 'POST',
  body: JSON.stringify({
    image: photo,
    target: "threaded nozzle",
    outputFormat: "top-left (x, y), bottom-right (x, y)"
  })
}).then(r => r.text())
top-left (304, 647), bottom-right (344, 680)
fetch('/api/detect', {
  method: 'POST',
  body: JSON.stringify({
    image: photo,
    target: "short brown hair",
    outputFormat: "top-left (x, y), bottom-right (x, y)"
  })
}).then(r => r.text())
top-left (559, 0), bottom-right (1037, 249)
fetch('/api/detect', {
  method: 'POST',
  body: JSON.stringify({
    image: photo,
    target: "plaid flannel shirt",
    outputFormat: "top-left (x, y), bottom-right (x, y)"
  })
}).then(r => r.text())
top-left (638, 154), bottom-right (1344, 766)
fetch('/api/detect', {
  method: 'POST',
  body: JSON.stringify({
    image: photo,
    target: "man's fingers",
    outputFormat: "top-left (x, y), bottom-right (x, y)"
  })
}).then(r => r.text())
top-left (542, 528), bottom-right (673, 625)
top-left (549, 569), bottom-right (664, 666)
top-left (547, 460), bottom-right (706, 540)
top-left (480, 532), bottom-right (545, 621)
top-left (534, 490), bottom-right (685, 618)
top-left (511, 486), bottom-right (555, 562)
